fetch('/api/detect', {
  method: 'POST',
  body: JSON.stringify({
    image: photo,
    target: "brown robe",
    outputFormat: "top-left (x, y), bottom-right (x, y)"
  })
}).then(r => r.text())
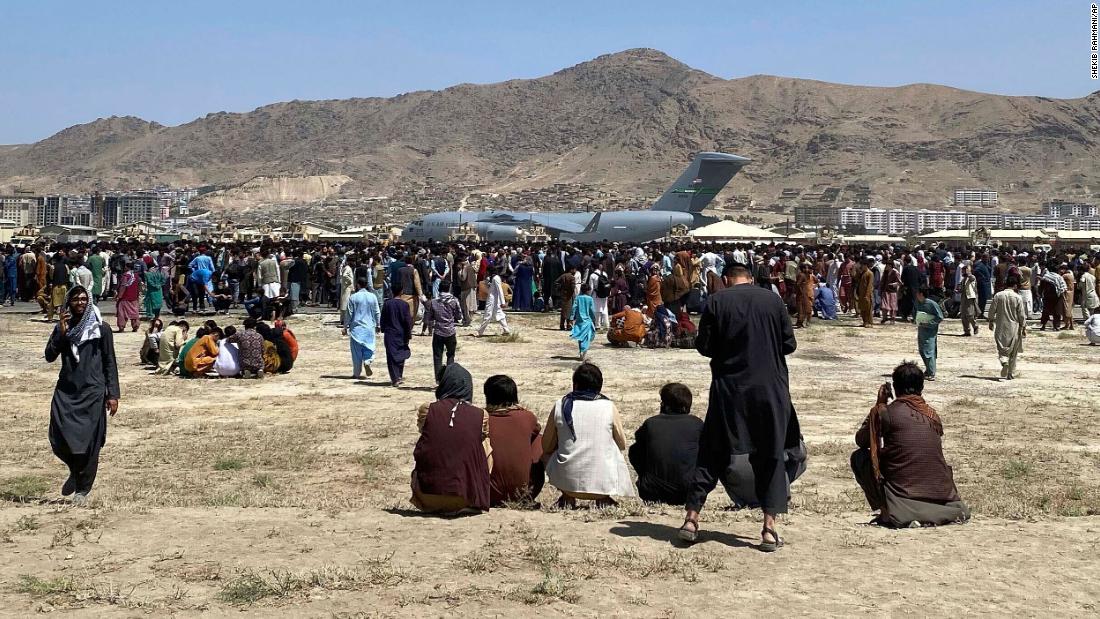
top-left (857, 267), bottom-right (874, 326)
top-left (486, 406), bottom-right (543, 506)
top-left (1061, 271), bottom-right (1076, 329)
top-left (853, 398), bottom-right (969, 527)
top-left (412, 399), bottom-right (491, 511)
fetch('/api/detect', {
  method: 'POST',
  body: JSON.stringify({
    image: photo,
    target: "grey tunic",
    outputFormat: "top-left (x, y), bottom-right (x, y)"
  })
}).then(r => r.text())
top-left (45, 323), bottom-right (119, 455)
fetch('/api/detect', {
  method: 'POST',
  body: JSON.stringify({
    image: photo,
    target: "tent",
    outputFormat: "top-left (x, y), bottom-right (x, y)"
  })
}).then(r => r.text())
top-left (691, 221), bottom-right (784, 242)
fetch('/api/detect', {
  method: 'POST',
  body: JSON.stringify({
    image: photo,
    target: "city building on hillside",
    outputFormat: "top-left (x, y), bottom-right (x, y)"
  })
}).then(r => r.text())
top-left (100, 191), bottom-right (161, 227)
top-left (39, 196), bottom-right (61, 226)
top-left (0, 195), bottom-right (42, 226)
top-left (793, 205), bottom-right (841, 228)
top-left (952, 188), bottom-right (998, 207)
top-left (1041, 200), bottom-right (1097, 218)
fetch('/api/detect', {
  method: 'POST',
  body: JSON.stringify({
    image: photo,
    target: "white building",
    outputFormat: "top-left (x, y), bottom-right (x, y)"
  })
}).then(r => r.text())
top-left (952, 189), bottom-right (998, 207)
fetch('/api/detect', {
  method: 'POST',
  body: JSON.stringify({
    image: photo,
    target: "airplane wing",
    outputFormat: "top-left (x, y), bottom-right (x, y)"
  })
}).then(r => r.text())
top-left (539, 214), bottom-right (593, 234)
top-left (489, 212), bottom-right (593, 234)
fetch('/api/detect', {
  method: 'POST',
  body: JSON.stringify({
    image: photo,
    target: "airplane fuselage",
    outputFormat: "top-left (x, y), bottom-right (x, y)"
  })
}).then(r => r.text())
top-left (401, 209), bottom-right (697, 243)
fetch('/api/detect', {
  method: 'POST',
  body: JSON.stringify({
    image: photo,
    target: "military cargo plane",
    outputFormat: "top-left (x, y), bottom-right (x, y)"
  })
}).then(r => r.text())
top-left (400, 151), bottom-right (749, 243)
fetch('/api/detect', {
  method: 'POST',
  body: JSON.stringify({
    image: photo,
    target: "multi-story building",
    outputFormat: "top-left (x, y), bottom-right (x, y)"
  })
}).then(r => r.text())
top-left (37, 196), bottom-right (62, 226)
top-left (101, 191), bottom-right (160, 227)
top-left (793, 205), bottom-right (841, 228)
top-left (952, 188), bottom-right (998, 207)
top-left (59, 195), bottom-right (93, 226)
top-left (1041, 200), bottom-right (1097, 218)
top-left (0, 195), bottom-right (42, 226)
top-left (118, 191), bottom-right (159, 225)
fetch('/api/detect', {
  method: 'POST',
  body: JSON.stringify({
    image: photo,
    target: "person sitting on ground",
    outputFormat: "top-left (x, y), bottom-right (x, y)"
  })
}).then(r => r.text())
top-left (607, 304), bottom-right (649, 347)
top-left (411, 363), bottom-right (491, 514)
top-left (156, 320), bottom-right (188, 375)
top-left (813, 281), bottom-right (838, 320)
top-left (242, 291), bottom-right (264, 320)
top-left (140, 318), bottom-right (164, 366)
top-left (484, 374), bottom-right (544, 507)
top-left (721, 414), bottom-right (807, 510)
top-left (628, 382), bottom-right (806, 507)
top-left (258, 321), bottom-right (294, 373)
top-left (671, 310), bottom-right (697, 348)
top-left (851, 361), bottom-right (970, 528)
top-left (183, 326), bottom-right (222, 378)
top-left (225, 317), bottom-right (265, 378)
top-left (274, 319), bottom-right (299, 363)
top-left (211, 280), bottom-right (234, 314)
top-left (254, 322), bottom-right (285, 374)
top-left (628, 383), bottom-right (703, 505)
top-left (1084, 307), bottom-right (1100, 345)
top-left (643, 305), bottom-right (676, 348)
top-left (214, 325), bottom-right (241, 377)
top-left (542, 363), bottom-right (635, 508)
top-left (176, 327), bottom-right (206, 379)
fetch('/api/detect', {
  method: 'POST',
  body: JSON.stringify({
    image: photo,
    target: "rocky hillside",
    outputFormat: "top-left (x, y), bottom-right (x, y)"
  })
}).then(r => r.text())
top-left (3, 48), bottom-right (1099, 211)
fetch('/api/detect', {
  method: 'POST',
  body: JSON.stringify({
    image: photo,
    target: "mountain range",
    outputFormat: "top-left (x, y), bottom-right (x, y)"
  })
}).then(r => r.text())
top-left (3, 48), bottom-right (1099, 212)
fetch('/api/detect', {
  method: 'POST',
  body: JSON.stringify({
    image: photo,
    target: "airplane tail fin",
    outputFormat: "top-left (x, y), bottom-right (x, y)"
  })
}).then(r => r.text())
top-left (582, 212), bottom-right (602, 234)
top-left (650, 152), bottom-right (750, 213)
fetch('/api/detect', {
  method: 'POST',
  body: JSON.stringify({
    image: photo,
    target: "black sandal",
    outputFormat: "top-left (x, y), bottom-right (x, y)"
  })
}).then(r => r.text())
top-left (760, 526), bottom-right (784, 552)
top-left (678, 517), bottom-right (699, 543)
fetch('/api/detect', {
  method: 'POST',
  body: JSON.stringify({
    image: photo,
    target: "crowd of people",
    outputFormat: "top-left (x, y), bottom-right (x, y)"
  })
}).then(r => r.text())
top-left (21, 235), bottom-right (1098, 547)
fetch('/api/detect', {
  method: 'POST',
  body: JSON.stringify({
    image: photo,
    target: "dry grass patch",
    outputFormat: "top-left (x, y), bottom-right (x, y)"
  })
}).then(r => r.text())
top-left (217, 557), bottom-right (418, 606)
top-left (485, 331), bottom-right (527, 344)
top-left (0, 475), bottom-right (51, 502)
top-left (956, 447), bottom-right (1100, 518)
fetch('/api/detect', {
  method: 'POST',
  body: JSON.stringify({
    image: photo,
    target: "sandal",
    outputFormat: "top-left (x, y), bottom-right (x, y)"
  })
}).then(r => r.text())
top-left (760, 526), bottom-right (784, 552)
top-left (678, 517), bottom-right (699, 543)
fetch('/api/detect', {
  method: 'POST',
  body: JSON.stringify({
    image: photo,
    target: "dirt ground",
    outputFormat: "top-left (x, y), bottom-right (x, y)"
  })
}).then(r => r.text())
top-left (1, 301), bottom-right (1098, 617)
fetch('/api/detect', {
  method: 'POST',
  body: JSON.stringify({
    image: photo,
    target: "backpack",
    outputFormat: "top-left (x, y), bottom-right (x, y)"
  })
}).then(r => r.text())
top-left (595, 272), bottom-right (611, 299)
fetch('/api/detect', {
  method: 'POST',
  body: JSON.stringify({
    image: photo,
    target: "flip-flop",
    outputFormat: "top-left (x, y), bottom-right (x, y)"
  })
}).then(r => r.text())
top-left (760, 526), bottom-right (784, 552)
top-left (678, 519), bottom-right (699, 543)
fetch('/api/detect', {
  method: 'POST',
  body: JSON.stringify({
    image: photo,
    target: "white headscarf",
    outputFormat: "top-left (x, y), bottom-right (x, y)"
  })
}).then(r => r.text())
top-left (63, 286), bottom-right (102, 362)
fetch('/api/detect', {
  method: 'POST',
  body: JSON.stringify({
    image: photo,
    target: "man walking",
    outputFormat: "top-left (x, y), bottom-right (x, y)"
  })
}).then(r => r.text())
top-left (424, 280), bottom-right (463, 382)
top-left (680, 262), bottom-right (800, 552)
top-left (987, 274), bottom-right (1028, 380)
top-left (343, 277), bottom-right (380, 379)
top-left (957, 264), bottom-right (980, 336)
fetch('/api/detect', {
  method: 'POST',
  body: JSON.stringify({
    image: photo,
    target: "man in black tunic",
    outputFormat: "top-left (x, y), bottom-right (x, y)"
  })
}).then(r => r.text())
top-left (44, 286), bottom-right (120, 505)
top-left (681, 262), bottom-right (800, 552)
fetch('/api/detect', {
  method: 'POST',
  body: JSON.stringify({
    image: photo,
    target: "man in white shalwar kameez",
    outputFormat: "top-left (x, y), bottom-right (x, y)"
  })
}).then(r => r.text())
top-left (987, 274), bottom-right (1029, 380)
top-left (477, 268), bottom-right (511, 336)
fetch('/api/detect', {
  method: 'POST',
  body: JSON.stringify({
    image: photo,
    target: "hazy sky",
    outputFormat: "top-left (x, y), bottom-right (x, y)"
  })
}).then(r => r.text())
top-left (1, 0), bottom-right (1093, 143)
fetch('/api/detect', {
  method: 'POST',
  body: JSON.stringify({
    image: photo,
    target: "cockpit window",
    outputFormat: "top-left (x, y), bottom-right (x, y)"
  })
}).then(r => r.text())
top-left (411, 220), bottom-right (423, 226)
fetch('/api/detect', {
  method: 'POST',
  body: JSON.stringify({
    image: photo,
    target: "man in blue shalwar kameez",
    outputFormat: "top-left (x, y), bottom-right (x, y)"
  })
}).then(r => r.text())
top-left (344, 277), bottom-right (381, 378)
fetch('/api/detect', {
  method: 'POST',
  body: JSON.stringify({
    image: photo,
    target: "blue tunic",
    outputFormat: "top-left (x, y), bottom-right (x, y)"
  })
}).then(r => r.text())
top-left (347, 289), bottom-right (381, 351)
top-left (570, 294), bottom-right (597, 354)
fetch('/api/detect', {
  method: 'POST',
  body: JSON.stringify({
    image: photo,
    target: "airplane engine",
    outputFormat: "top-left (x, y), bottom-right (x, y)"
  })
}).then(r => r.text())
top-left (477, 223), bottom-right (524, 240)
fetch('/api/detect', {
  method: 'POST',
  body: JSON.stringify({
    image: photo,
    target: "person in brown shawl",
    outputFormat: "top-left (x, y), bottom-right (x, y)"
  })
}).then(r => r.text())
top-left (851, 361), bottom-right (969, 528)
top-left (663, 251), bottom-right (694, 314)
top-left (795, 263), bottom-right (815, 328)
top-left (411, 363), bottom-right (491, 515)
top-left (556, 266), bottom-right (577, 331)
top-left (483, 375), bottom-right (544, 506)
top-left (856, 257), bottom-right (875, 327)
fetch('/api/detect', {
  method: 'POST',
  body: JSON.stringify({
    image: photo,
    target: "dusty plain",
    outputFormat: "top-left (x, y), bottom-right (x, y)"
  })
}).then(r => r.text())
top-left (1, 302), bottom-right (1098, 617)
